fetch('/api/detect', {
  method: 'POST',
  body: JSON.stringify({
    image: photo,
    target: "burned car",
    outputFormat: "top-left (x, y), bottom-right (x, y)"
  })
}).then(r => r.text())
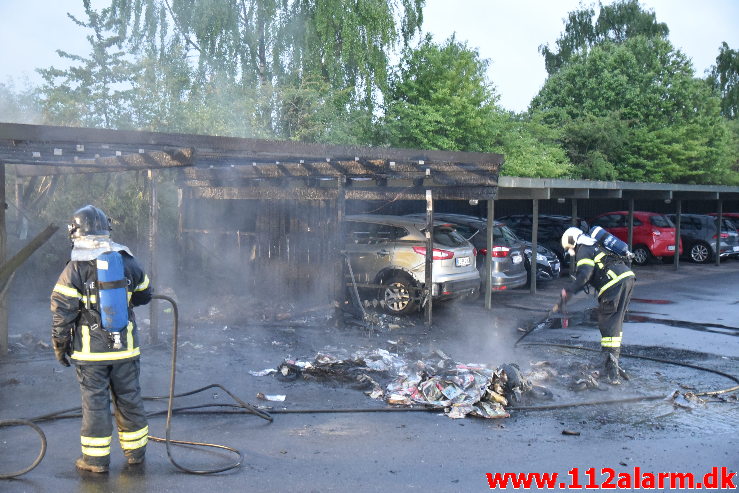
top-left (343, 214), bottom-right (480, 315)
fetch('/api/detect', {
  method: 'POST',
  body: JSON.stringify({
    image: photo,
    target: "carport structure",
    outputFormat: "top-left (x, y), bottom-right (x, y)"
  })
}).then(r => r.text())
top-left (496, 176), bottom-right (739, 293)
top-left (1, 122), bottom-right (738, 355)
top-left (0, 122), bottom-right (502, 353)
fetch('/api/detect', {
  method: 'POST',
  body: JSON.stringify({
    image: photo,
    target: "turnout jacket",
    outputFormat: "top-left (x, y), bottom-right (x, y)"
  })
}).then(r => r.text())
top-left (565, 243), bottom-right (635, 299)
top-left (51, 251), bottom-right (151, 365)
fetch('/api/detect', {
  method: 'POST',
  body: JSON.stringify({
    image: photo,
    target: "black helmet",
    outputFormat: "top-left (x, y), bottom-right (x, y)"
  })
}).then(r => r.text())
top-left (68, 205), bottom-right (111, 239)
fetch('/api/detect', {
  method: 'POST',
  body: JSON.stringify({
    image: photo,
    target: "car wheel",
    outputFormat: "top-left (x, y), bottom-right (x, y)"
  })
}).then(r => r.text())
top-left (380, 273), bottom-right (418, 315)
top-left (632, 245), bottom-right (650, 266)
top-left (689, 242), bottom-right (712, 264)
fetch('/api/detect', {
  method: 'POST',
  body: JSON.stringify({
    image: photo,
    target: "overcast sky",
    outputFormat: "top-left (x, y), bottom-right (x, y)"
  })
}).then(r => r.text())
top-left (1, 0), bottom-right (738, 113)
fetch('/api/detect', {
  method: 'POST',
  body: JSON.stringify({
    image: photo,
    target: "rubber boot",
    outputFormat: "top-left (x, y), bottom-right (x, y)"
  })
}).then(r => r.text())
top-left (75, 457), bottom-right (109, 473)
top-left (603, 347), bottom-right (630, 385)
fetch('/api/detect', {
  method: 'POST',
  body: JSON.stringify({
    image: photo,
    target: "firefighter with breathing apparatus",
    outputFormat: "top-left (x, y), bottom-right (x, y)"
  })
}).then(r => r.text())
top-left (555, 226), bottom-right (636, 384)
top-left (50, 205), bottom-right (152, 473)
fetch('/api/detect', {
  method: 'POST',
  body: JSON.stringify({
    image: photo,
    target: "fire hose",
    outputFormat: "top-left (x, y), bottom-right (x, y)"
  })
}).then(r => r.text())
top-left (1, 294), bottom-right (272, 479)
top-left (3, 300), bottom-right (738, 479)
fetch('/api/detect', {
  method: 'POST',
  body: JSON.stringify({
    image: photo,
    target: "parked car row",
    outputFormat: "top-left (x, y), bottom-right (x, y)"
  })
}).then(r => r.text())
top-left (498, 212), bottom-right (739, 266)
top-left (342, 211), bottom-right (738, 316)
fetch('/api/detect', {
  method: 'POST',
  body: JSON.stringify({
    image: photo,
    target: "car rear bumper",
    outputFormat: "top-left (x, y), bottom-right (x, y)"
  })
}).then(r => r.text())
top-left (650, 242), bottom-right (682, 256)
top-left (489, 270), bottom-right (528, 290)
top-left (434, 278), bottom-right (481, 298)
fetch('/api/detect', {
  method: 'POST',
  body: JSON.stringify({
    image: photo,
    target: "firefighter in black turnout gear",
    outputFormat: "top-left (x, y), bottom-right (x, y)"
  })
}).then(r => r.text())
top-left (555, 227), bottom-right (635, 384)
top-left (51, 205), bottom-right (152, 473)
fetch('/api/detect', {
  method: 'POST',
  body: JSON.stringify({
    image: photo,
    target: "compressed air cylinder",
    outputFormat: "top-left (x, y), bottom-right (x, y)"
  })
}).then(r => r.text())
top-left (96, 251), bottom-right (129, 332)
top-left (589, 226), bottom-right (631, 257)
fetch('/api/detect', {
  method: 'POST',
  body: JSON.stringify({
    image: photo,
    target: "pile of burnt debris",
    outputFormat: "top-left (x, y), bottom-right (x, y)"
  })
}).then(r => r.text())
top-left (251, 342), bottom-right (551, 419)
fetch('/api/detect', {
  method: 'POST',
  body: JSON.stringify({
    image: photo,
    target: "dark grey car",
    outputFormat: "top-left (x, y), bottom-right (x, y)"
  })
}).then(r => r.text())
top-left (498, 214), bottom-right (589, 266)
top-left (666, 213), bottom-right (739, 263)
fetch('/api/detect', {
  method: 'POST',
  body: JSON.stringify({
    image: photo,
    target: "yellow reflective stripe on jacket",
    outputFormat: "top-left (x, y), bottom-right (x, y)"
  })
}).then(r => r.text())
top-left (598, 271), bottom-right (635, 296)
top-left (81, 325), bottom-right (91, 354)
top-left (71, 322), bottom-right (139, 362)
top-left (81, 445), bottom-right (111, 457)
top-left (601, 336), bottom-right (623, 348)
top-left (594, 252), bottom-right (606, 263)
top-left (134, 275), bottom-right (150, 292)
top-left (54, 284), bottom-right (81, 298)
top-left (81, 295), bottom-right (98, 304)
top-left (81, 435), bottom-right (112, 446)
top-left (577, 258), bottom-right (595, 267)
top-left (119, 426), bottom-right (149, 442)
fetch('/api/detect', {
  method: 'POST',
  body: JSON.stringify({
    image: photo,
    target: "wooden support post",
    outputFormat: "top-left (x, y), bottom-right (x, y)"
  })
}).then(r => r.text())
top-left (715, 199), bottom-right (723, 267)
top-left (148, 170), bottom-right (159, 344)
top-left (674, 199), bottom-right (681, 271)
top-left (530, 199), bottom-right (538, 295)
top-left (627, 198), bottom-right (635, 252)
top-left (0, 163), bottom-right (6, 356)
top-left (335, 176), bottom-right (346, 325)
top-left (484, 199), bottom-right (494, 310)
top-left (424, 189), bottom-right (433, 328)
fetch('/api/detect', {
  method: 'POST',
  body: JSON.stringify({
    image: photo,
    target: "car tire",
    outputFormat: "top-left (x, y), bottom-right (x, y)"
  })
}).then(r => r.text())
top-left (689, 241), bottom-right (713, 264)
top-left (380, 273), bottom-right (418, 315)
top-left (632, 245), bottom-right (651, 266)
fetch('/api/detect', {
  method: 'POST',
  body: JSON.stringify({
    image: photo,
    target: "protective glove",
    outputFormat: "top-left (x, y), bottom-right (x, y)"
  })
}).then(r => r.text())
top-left (52, 338), bottom-right (71, 367)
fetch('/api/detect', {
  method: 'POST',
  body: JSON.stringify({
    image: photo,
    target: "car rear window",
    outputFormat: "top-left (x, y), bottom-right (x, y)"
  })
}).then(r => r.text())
top-left (433, 226), bottom-right (467, 247)
top-left (493, 225), bottom-right (520, 243)
top-left (447, 223), bottom-right (478, 241)
top-left (650, 215), bottom-right (674, 228)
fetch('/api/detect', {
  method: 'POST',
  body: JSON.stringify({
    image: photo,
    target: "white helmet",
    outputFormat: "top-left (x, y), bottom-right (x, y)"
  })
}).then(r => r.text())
top-left (561, 227), bottom-right (583, 256)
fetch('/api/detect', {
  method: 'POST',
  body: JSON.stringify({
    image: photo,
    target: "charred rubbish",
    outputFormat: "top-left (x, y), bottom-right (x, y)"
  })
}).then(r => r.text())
top-left (256, 345), bottom-right (552, 419)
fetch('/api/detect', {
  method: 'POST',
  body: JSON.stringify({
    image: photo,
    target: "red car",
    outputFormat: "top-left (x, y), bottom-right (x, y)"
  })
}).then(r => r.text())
top-left (708, 212), bottom-right (739, 221)
top-left (588, 211), bottom-right (683, 265)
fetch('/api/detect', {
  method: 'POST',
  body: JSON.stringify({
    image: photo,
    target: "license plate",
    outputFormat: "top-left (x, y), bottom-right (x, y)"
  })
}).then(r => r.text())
top-left (667, 245), bottom-right (675, 251)
top-left (733, 246), bottom-right (739, 252)
top-left (455, 256), bottom-right (471, 267)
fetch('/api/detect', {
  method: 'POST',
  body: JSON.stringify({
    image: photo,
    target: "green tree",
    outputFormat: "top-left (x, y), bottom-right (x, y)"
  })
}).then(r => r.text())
top-left (532, 36), bottom-right (732, 184)
top-left (0, 80), bottom-right (43, 124)
top-left (707, 42), bottom-right (739, 120)
top-left (383, 35), bottom-right (571, 177)
top-left (489, 113), bottom-right (572, 179)
top-left (383, 35), bottom-right (499, 152)
top-left (540, 0), bottom-right (669, 75)
top-left (107, 0), bottom-right (424, 136)
top-left (37, 0), bottom-right (140, 128)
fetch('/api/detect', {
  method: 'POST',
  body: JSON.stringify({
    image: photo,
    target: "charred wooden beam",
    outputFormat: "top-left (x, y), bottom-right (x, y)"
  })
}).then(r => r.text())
top-left (183, 160), bottom-right (500, 185)
top-left (1, 123), bottom-right (503, 168)
top-left (10, 148), bottom-right (194, 176)
top-left (193, 184), bottom-right (340, 200)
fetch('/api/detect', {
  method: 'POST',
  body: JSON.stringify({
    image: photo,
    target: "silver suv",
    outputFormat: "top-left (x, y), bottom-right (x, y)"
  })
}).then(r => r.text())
top-left (344, 214), bottom-right (481, 315)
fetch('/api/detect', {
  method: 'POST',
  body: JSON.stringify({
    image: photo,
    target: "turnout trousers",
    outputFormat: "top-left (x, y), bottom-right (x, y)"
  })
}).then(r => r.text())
top-left (597, 276), bottom-right (635, 350)
top-left (75, 359), bottom-right (148, 466)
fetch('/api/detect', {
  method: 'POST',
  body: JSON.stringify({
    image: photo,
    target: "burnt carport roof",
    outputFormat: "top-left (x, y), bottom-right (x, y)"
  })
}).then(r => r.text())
top-left (3, 123), bottom-right (738, 201)
top-left (497, 176), bottom-right (739, 201)
top-left (0, 122), bottom-right (503, 201)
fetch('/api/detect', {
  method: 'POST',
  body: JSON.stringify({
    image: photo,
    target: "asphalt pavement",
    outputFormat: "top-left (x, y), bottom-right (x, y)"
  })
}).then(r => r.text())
top-left (2, 259), bottom-right (738, 491)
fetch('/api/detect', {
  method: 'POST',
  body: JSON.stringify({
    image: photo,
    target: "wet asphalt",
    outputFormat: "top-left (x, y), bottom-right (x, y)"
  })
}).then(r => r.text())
top-left (1, 260), bottom-right (738, 491)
